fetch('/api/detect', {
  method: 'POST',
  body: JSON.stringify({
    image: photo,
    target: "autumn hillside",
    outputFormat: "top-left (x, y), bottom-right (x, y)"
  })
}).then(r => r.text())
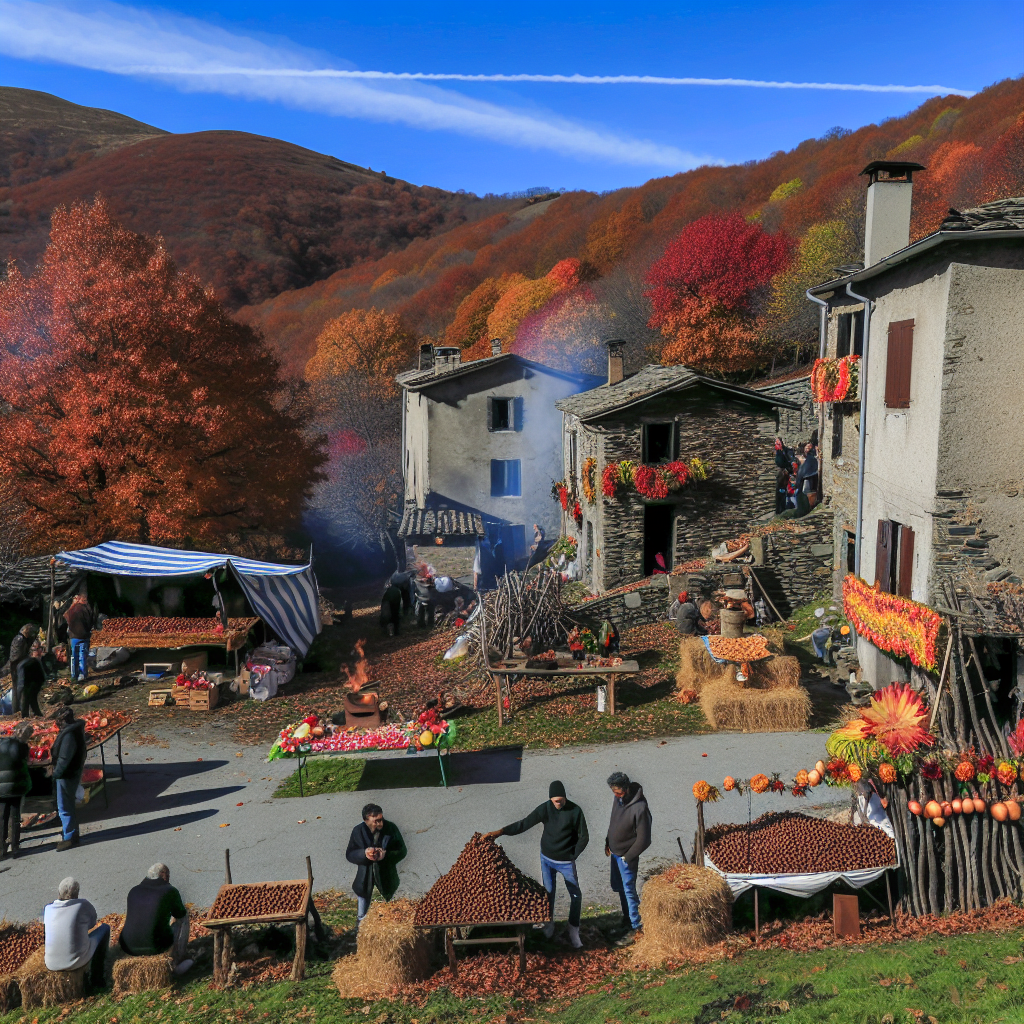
top-left (237, 76), bottom-right (1024, 377)
top-left (0, 87), bottom-right (520, 308)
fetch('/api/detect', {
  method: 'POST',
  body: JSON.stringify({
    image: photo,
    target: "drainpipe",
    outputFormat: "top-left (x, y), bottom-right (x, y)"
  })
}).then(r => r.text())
top-left (806, 289), bottom-right (829, 452)
top-left (845, 282), bottom-right (873, 578)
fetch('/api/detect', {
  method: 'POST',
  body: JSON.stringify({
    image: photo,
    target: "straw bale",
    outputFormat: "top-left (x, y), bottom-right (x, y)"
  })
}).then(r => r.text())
top-left (675, 637), bottom-right (733, 695)
top-left (629, 864), bottom-right (732, 967)
top-left (748, 655), bottom-right (801, 690)
top-left (0, 975), bottom-right (18, 1014)
top-left (700, 679), bottom-right (811, 732)
top-left (333, 899), bottom-right (433, 998)
top-left (16, 947), bottom-right (86, 1009)
top-left (111, 953), bottom-right (173, 997)
top-left (759, 626), bottom-right (787, 654)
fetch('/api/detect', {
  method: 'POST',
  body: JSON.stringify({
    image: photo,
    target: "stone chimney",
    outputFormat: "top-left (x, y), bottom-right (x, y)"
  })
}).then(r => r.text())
top-left (860, 160), bottom-right (926, 267)
top-left (606, 339), bottom-right (626, 386)
top-left (418, 343), bottom-right (434, 371)
top-left (432, 345), bottom-right (462, 375)
top-left (490, 338), bottom-right (502, 356)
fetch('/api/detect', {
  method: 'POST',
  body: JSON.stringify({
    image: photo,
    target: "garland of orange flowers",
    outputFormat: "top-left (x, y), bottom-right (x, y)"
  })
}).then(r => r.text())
top-left (581, 457), bottom-right (597, 505)
top-left (842, 574), bottom-right (942, 672)
top-left (601, 457), bottom-right (713, 500)
top-left (811, 354), bottom-right (860, 403)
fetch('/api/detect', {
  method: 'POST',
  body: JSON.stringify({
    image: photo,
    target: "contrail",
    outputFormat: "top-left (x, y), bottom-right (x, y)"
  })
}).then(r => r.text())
top-left (120, 66), bottom-right (976, 98)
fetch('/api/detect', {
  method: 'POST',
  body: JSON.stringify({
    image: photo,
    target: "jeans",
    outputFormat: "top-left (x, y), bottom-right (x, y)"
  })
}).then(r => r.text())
top-left (610, 855), bottom-right (641, 930)
top-left (539, 853), bottom-right (582, 927)
top-left (86, 923), bottom-right (110, 988)
top-left (56, 775), bottom-right (80, 840)
top-left (356, 894), bottom-right (372, 928)
top-left (70, 639), bottom-right (89, 680)
top-left (1, 797), bottom-right (21, 853)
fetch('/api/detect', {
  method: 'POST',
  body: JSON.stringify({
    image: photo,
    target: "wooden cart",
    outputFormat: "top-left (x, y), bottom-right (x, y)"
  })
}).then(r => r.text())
top-left (203, 850), bottom-right (325, 984)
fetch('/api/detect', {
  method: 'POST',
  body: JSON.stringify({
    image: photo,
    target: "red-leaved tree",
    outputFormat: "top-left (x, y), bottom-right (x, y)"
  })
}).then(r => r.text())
top-left (644, 213), bottom-right (794, 372)
top-left (0, 198), bottom-right (324, 551)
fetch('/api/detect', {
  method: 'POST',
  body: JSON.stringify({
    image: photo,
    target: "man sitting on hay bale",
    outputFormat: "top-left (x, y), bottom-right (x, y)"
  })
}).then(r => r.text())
top-left (43, 877), bottom-right (109, 990)
top-left (119, 863), bottom-right (194, 975)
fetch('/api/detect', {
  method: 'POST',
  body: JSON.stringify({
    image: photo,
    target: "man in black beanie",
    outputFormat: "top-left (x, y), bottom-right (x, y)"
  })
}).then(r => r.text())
top-left (483, 780), bottom-right (589, 947)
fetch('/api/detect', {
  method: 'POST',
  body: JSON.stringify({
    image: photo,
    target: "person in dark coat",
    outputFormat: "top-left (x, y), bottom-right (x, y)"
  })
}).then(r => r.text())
top-left (605, 771), bottom-right (653, 945)
top-left (64, 593), bottom-right (95, 683)
top-left (119, 864), bottom-right (194, 975)
top-left (18, 641), bottom-right (46, 718)
top-left (345, 803), bottom-right (408, 929)
top-left (379, 582), bottom-right (403, 636)
top-left (50, 707), bottom-right (87, 850)
top-left (484, 780), bottom-right (590, 947)
top-left (3, 624), bottom-right (37, 713)
top-left (0, 722), bottom-right (33, 858)
top-left (668, 592), bottom-right (704, 636)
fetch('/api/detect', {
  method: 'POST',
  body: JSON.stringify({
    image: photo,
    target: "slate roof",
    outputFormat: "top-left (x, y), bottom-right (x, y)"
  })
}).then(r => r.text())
top-left (554, 364), bottom-right (799, 422)
top-left (397, 506), bottom-right (485, 539)
top-left (940, 198), bottom-right (1024, 232)
top-left (396, 353), bottom-right (600, 393)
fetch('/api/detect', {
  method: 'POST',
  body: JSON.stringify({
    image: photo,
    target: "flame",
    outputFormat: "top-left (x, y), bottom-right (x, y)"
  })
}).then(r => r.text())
top-left (343, 639), bottom-right (371, 692)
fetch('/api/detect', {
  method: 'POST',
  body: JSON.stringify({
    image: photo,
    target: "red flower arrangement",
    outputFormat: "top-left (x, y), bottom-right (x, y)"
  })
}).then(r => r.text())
top-left (602, 457), bottom-right (712, 501)
top-left (581, 457), bottom-right (597, 505)
top-left (556, 483), bottom-right (569, 510)
top-left (571, 500), bottom-right (583, 523)
top-left (811, 354), bottom-right (860, 403)
top-left (633, 465), bottom-right (669, 500)
top-left (842, 574), bottom-right (943, 672)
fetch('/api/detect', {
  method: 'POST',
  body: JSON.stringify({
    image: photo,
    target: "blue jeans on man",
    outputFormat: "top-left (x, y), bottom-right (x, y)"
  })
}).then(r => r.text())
top-left (610, 855), bottom-right (641, 929)
top-left (540, 853), bottom-right (582, 927)
top-left (70, 639), bottom-right (89, 681)
top-left (56, 776), bottom-right (80, 841)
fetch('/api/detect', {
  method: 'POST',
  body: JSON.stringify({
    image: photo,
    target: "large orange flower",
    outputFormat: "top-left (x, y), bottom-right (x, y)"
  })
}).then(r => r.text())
top-left (860, 683), bottom-right (935, 756)
top-left (833, 717), bottom-right (873, 742)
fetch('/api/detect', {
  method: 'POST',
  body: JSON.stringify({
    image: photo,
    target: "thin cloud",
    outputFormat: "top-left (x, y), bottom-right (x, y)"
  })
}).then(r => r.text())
top-left (127, 68), bottom-right (977, 98)
top-left (0, 0), bottom-right (713, 169)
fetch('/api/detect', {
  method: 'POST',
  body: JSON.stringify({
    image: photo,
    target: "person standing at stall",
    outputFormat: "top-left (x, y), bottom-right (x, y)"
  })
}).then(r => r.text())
top-left (63, 594), bottom-right (94, 684)
top-left (605, 771), bottom-right (652, 946)
top-left (17, 640), bottom-right (46, 718)
top-left (51, 707), bottom-right (87, 850)
top-left (483, 780), bottom-right (590, 948)
top-left (3, 623), bottom-right (37, 712)
top-left (0, 722), bottom-right (33, 859)
top-left (345, 803), bottom-right (408, 930)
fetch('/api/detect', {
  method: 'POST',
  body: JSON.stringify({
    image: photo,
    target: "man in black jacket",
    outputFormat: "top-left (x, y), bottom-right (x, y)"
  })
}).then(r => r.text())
top-left (484, 780), bottom-right (589, 948)
top-left (18, 641), bottom-right (46, 718)
top-left (3, 624), bottom-right (37, 713)
top-left (345, 803), bottom-right (407, 930)
top-left (50, 707), bottom-right (87, 850)
top-left (605, 771), bottom-right (653, 945)
top-left (0, 722), bottom-right (33, 858)
top-left (120, 863), bottom-right (193, 974)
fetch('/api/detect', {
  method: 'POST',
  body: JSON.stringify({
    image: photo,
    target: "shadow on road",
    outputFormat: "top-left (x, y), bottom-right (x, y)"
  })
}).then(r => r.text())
top-left (358, 746), bottom-right (524, 790)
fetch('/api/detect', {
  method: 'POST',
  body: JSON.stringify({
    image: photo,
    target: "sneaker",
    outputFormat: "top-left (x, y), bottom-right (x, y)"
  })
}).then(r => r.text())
top-left (541, 922), bottom-right (555, 939)
top-left (614, 928), bottom-right (640, 947)
top-left (567, 925), bottom-right (583, 949)
top-left (55, 837), bottom-right (80, 851)
top-left (173, 959), bottom-right (194, 976)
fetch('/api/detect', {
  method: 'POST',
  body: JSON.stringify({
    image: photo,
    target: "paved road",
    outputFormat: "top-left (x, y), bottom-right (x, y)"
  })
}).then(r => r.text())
top-left (0, 730), bottom-right (844, 923)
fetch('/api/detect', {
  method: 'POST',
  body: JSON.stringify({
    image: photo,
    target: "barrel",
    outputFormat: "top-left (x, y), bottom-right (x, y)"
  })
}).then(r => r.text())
top-left (719, 609), bottom-right (746, 638)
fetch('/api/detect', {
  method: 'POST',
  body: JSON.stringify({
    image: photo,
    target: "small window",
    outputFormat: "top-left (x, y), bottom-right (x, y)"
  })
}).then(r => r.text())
top-left (874, 519), bottom-right (915, 596)
top-left (831, 403), bottom-right (843, 458)
top-left (490, 459), bottom-right (521, 497)
top-left (852, 310), bottom-right (864, 357)
top-left (884, 320), bottom-right (914, 409)
top-left (845, 530), bottom-right (856, 575)
top-left (836, 313), bottom-right (851, 358)
top-left (643, 423), bottom-right (674, 463)
top-left (568, 432), bottom-right (578, 479)
top-left (488, 397), bottom-right (512, 431)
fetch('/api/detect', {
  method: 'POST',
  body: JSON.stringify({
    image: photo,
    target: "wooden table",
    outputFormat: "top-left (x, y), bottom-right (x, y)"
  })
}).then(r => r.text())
top-left (486, 660), bottom-right (640, 727)
top-left (420, 920), bottom-right (542, 977)
top-left (204, 850), bottom-right (325, 984)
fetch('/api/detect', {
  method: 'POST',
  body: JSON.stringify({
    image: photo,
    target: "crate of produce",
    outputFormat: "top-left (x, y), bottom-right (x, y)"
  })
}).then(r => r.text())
top-left (148, 688), bottom-right (172, 707)
top-left (190, 684), bottom-right (220, 711)
top-left (170, 684), bottom-right (190, 704)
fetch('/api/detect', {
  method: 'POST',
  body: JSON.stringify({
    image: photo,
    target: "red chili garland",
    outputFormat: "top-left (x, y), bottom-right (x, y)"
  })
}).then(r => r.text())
top-left (811, 355), bottom-right (860, 403)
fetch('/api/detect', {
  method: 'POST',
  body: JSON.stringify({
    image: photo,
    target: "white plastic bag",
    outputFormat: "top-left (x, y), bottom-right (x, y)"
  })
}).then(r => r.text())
top-left (443, 635), bottom-right (470, 661)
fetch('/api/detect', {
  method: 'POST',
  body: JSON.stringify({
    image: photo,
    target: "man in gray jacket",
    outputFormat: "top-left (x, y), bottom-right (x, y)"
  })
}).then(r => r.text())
top-left (43, 876), bottom-right (109, 989)
top-left (605, 771), bottom-right (652, 945)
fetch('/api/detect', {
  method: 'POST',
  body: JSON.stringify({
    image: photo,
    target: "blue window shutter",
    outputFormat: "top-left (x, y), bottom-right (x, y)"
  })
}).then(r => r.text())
top-left (490, 459), bottom-right (502, 496)
top-left (509, 459), bottom-right (521, 496)
top-left (513, 397), bottom-right (524, 431)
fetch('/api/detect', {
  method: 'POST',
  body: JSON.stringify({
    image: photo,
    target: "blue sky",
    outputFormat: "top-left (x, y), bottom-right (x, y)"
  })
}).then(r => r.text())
top-left (0, 0), bottom-right (1021, 194)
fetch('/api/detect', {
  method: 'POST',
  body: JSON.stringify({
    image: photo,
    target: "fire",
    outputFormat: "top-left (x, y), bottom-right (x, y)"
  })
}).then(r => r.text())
top-left (343, 639), bottom-right (371, 692)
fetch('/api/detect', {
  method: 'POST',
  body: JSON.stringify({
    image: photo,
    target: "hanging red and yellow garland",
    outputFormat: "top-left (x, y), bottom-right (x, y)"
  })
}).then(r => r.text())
top-left (842, 574), bottom-right (943, 672)
top-left (581, 457), bottom-right (597, 505)
top-left (602, 457), bottom-right (713, 500)
top-left (811, 354), bottom-right (860, 403)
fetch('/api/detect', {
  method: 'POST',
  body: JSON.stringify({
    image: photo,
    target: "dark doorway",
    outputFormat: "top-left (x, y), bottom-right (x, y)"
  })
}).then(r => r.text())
top-left (643, 504), bottom-right (674, 576)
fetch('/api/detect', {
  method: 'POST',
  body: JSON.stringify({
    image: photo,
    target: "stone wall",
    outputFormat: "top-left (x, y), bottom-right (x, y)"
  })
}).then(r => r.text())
top-left (573, 575), bottom-right (671, 630)
top-left (752, 505), bottom-right (836, 618)
top-left (755, 373), bottom-right (814, 444)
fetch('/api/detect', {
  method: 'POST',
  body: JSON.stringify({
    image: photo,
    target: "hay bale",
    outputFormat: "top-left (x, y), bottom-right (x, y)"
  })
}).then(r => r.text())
top-left (675, 637), bottom-right (733, 695)
top-left (112, 953), bottom-right (172, 997)
top-left (333, 899), bottom-right (432, 999)
top-left (629, 864), bottom-right (732, 967)
top-left (748, 655), bottom-right (801, 690)
top-left (15, 947), bottom-right (86, 1009)
top-left (0, 974), bottom-right (19, 1013)
top-left (700, 679), bottom-right (811, 732)
top-left (759, 626), bottom-right (787, 654)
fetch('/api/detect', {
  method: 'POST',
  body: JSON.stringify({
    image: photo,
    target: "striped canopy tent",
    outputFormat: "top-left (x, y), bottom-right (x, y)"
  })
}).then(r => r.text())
top-left (55, 541), bottom-right (321, 656)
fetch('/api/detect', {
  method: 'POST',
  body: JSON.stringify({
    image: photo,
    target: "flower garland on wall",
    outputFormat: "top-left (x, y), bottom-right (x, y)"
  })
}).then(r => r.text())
top-left (581, 457), bottom-right (597, 505)
top-left (551, 480), bottom-right (583, 525)
top-left (811, 354), bottom-right (860, 403)
top-left (601, 457), bottom-right (713, 500)
top-left (842, 574), bottom-right (943, 672)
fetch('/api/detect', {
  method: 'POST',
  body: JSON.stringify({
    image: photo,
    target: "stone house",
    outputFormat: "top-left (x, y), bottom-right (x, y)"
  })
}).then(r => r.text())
top-left (752, 369), bottom-right (814, 445)
top-left (807, 163), bottom-right (1024, 684)
top-left (396, 343), bottom-right (601, 578)
top-left (554, 345), bottom-right (799, 593)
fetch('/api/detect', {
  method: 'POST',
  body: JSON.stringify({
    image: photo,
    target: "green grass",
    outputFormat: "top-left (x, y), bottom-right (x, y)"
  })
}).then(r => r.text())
top-left (272, 756), bottom-right (367, 797)
top-left (272, 753), bottom-right (451, 797)
top-left (5, 901), bottom-right (1024, 1024)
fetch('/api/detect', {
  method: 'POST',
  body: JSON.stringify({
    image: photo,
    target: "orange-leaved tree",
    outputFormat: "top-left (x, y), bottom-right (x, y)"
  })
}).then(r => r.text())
top-left (0, 197), bottom-right (323, 551)
top-left (645, 213), bottom-right (794, 373)
top-left (305, 307), bottom-right (416, 383)
top-left (485, 259), bottom-right (586, 351)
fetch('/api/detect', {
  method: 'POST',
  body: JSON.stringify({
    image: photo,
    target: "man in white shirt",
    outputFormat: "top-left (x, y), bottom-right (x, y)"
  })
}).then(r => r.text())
top-left (43, 877), bottom-right (109, 989)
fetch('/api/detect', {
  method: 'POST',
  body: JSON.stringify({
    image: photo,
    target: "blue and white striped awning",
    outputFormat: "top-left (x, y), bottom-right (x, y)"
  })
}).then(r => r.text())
top-left (56, 541), bottom-right (322, 656)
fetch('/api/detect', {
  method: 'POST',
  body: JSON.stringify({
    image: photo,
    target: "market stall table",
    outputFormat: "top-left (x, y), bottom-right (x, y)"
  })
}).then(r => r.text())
top-left (93, 616), bottom-right (258, 652)
top-left (485, 659), bottom-right (641, 727)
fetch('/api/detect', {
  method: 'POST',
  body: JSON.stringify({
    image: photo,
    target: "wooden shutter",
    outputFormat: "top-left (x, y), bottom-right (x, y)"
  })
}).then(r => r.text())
top-left (885, 320), bottom-right (914, 408)
top-left (897, 525), bottom-right (915, 598)
top-left (874, 520), bottom-right (893, 592)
